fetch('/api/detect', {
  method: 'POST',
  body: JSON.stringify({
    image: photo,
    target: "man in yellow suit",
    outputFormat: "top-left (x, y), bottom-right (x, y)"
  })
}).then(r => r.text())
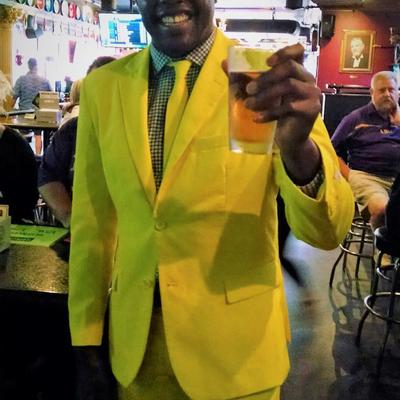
top-left (69, 0), bottom-right (354, 399)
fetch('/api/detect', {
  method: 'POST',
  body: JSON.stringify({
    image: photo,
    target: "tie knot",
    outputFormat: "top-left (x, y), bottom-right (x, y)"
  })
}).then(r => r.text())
top-left (169, 59), bottom-right (191, 81)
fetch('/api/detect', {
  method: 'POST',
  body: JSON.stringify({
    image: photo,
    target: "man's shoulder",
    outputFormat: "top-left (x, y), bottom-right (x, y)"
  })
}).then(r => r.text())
top-left (83, 50), bottom-right (148, 92)
top-left (56, 117), bottom-right (78, 140)
top-left (2, 127), bottom-right (35, 156)
top-left (345, 102), bottom-right (373, 122)
top-left (14, 74), bottom-right (26, 84)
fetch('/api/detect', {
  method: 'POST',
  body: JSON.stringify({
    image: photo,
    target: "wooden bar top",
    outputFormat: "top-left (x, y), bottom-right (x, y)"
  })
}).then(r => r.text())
top-left (0, 115), bottom-right (59, 131)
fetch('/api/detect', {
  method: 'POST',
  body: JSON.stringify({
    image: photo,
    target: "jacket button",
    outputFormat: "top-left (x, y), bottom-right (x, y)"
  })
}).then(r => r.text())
top-left (155, 221), bottom-right (167, 230)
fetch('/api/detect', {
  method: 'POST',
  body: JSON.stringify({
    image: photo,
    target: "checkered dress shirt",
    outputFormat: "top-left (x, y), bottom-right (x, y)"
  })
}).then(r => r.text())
top-left (147, 29), bottom-right (322, 197)
top-left (148, 30), bottom-right (216, 191)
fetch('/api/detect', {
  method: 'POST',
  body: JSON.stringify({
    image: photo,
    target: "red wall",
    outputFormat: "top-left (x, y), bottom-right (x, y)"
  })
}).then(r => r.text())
top-left (317, 11), bottom-right (398, 90)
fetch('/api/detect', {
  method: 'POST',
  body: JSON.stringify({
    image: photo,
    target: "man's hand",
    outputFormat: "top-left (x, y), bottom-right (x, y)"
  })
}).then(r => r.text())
top-left (338, 157), bottom-right (351, 180)
top-left (243, 44), bottom-right (322, 184)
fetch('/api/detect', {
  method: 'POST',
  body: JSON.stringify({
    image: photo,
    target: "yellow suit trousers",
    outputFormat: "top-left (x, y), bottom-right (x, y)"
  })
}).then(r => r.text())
top-left (118, 308), bottom-right (280, 400)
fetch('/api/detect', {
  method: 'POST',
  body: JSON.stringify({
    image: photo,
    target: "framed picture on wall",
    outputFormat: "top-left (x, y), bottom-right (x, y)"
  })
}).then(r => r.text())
top-left (340, 30), bottom-right (375, 73)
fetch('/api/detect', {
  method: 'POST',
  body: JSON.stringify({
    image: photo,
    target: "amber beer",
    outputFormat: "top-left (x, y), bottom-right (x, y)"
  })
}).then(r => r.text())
top-left (228, 46), bottom-right (277, 154)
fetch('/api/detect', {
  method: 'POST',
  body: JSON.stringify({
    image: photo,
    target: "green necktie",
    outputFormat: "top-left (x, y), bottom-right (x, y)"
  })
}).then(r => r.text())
top-left (163, 60), bottom-right (191, 167)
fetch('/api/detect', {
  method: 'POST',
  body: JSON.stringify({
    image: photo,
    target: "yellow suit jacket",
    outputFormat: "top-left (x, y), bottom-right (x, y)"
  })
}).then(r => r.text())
top-left (69, 29), bottom-right (354, 399)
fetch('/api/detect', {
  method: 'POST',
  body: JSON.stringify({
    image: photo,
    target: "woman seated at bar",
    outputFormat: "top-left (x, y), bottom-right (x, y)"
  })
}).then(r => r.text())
top-left (60, 78), bottom-right (82, 127)
top-left (0, 70), bottom-right (38, 223)
top-left (38, 56), bottom-right (115, 228)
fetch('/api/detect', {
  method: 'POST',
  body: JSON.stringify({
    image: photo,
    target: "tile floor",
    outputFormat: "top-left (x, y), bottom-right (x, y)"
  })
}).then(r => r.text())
top-left (281, 234), bottom-right (400, 400)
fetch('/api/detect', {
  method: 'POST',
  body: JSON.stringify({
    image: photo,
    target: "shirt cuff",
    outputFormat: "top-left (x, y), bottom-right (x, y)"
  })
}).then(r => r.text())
top-left (298, 169), bottom-right (324, 198)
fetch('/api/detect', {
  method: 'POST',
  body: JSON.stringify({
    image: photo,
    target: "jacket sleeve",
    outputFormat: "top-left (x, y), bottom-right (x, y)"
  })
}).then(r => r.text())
top-left (274, 115), bottom-right (354, 250)
top-left (68, 78), bottom-right (117, 346)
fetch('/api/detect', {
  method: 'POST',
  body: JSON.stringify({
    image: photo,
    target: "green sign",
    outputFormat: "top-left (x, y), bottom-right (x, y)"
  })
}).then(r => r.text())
top-left (11, 224), bottom-right (68, 247)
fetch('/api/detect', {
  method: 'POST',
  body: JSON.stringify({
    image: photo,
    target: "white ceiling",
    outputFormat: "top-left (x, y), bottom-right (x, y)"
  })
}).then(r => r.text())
top-left (312, 0), bottom-right (400, 13)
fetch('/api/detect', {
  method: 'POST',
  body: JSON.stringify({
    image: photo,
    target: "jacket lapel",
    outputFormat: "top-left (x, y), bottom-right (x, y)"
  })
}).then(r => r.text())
top-left (161, 30), bottom-right (233, 184)
top-left (118, 48), bottom-right (156, 207)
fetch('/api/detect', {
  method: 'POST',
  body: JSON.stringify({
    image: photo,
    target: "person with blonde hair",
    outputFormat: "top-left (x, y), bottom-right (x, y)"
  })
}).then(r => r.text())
top-left (60, 78), bottom-right (82, 127)
top-left (0, 71), bottom-right (12, 115)
top-left (0, 70), bottom-right (38, 222)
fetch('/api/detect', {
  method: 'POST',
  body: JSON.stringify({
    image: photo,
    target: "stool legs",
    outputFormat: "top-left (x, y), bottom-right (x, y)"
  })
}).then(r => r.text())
top-left (329, 218), bottom-right (374, 288)
top-left (329, 243), bottom-right (345, 288)
top-left (355, 255), bottom-right (380, 345)
top-left (355, 225), bottom-right (367, 278)
top-left (356, 256), bottom-right (400, 375)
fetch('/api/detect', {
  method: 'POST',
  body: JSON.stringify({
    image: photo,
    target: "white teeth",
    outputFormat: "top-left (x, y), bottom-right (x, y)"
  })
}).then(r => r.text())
top-left (162, 14), bottom-right (189, 25)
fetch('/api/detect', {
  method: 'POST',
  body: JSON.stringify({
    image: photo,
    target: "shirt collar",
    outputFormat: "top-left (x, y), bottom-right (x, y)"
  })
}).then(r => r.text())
top-left (368, 102), bottom-right (392, 124)
top-left (367, 102), bottom-right (377, 115)
top-left (150, 28), bottom-right (216, 74)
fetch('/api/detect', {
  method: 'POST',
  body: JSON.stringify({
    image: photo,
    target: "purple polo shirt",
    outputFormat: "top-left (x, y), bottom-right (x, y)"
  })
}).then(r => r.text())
top-left (331, 102), bottom-right (400, 178)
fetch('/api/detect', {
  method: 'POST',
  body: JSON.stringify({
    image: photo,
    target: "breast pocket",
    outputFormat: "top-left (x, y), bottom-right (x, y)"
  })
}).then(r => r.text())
top-left (174, 134), bottom-right (228, 213)
top-left (192, 134), bottom-right (228, 152)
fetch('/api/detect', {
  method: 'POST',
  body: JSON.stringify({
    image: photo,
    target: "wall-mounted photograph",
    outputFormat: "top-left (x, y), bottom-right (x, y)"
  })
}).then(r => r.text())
top-left (340, 30), bottom-right (375, 73)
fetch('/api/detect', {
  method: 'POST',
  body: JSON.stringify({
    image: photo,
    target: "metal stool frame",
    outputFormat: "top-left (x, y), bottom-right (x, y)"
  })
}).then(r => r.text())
top-left (356, 251), bottom-right (400, 375)
top-left (329, 216), bottom-right (375, 288)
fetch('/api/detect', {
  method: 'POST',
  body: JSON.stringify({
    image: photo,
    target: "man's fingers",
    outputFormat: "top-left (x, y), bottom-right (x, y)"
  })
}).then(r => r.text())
top-left (246, 59), bottom-right (315, 96)
top-left (252, 98), bottom-right (321, 124)
top-left (267, 43), bottom-right (305, 66)
top-left (221, 59), bottom-right (228, 76)
top-left (245, 79), bottom-right (321, 113)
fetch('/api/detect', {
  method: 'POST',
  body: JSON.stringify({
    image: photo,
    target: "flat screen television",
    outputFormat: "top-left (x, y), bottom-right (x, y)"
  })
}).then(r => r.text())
top-left (99, 13), bottom-right (150, 48)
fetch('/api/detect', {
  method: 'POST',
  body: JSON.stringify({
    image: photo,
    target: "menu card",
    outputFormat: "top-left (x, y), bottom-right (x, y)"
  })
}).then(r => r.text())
top-left (0, 205), bottom-right (11, 252)
top-left (10, 224), bottom-right (69, 247)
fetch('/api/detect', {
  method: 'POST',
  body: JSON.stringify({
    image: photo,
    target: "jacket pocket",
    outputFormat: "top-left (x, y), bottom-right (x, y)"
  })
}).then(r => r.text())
top-left (224, 261), bottom-right (279, 304)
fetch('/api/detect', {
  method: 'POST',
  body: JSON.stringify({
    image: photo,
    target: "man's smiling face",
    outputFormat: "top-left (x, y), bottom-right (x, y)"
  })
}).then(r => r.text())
top-left (136, 0), bottom-right (215, 58)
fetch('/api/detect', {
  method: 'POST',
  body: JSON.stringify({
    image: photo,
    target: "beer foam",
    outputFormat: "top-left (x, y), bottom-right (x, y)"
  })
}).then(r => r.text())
top-left (228, 46), bottom-right (274, 72)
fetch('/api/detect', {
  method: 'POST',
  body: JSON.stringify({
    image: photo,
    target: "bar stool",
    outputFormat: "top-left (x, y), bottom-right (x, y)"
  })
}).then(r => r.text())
top-left (355, 226), bottom-right (400, 374)
top-left (329, 213), bottom-right (375, 287)
top-left (34, 198), bottom-right (57, 226)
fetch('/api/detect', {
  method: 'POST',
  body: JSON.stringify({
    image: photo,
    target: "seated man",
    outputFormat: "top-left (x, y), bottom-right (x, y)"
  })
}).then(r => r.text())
top-left (331, 71), bottom-right (400, 229)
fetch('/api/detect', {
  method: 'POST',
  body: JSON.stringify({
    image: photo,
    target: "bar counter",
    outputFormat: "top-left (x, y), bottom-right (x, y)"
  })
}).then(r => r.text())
top-left (0, 242), bottom-right (73, 399)
top-left (0, 242), bottom-right (68, 293)
top-left (0, 115), bottom-right (60, 149)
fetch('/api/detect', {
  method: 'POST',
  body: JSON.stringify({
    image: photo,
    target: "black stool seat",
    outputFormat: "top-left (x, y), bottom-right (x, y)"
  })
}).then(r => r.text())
top-left (375, 227), bottom-right (400, 258)
top-left (356, 226), bottom-right (400, 375)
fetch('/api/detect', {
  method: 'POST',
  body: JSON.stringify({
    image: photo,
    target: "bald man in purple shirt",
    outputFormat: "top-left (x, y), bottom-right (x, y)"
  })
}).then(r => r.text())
top-left (331, 71), bottom-right (400, 229)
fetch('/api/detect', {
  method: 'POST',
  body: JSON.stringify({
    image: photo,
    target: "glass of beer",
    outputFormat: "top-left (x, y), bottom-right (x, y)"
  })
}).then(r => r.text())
top-left (228, 45), bottom-right (277, 154)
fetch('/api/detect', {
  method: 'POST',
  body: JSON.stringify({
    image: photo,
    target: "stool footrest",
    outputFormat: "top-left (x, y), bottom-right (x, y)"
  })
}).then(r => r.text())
top-left (339, 242), bottom-right (374, 258)
top-left (364, 293), bottom-right (400, 324)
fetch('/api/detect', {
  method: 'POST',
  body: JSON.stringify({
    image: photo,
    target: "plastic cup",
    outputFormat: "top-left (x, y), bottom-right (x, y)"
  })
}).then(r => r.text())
top-left (228, 45), bottom-right (277, 154)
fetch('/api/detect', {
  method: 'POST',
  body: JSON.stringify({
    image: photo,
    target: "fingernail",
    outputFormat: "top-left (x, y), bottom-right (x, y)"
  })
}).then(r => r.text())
top-left (246, 81), bottom-right (257, 95)
top-left (253, 113), bottom-right (264, 123)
